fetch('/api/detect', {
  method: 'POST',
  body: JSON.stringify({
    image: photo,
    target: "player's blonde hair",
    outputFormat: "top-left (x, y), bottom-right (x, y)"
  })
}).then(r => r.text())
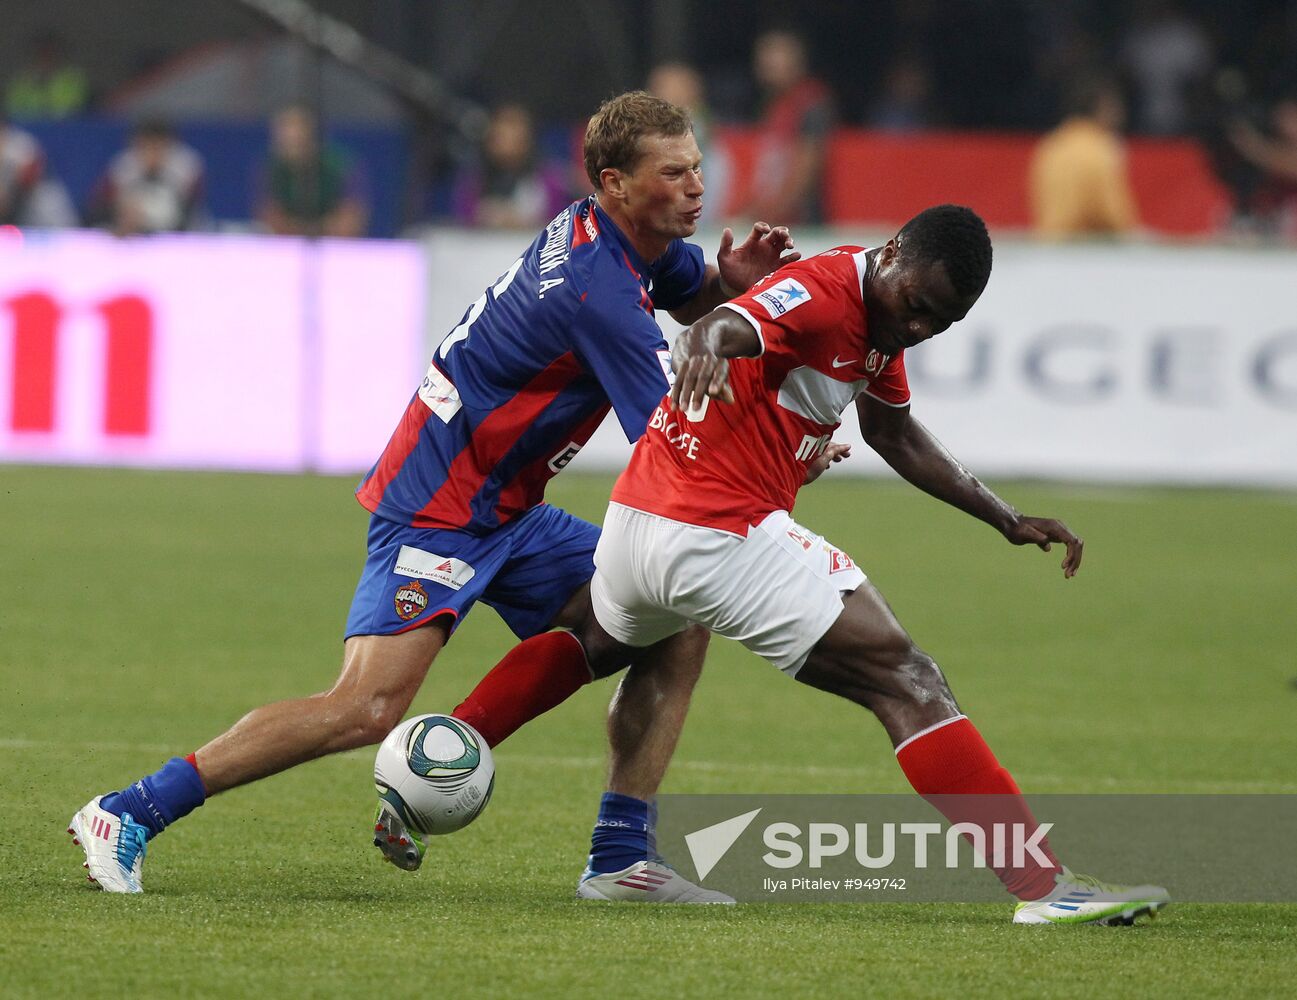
top-left (583, 91), bottom-right (693, 190)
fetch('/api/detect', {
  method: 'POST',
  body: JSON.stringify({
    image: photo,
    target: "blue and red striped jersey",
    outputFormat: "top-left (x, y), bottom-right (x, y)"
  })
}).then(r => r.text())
top-left (357, 196), bottom-right (706, 533)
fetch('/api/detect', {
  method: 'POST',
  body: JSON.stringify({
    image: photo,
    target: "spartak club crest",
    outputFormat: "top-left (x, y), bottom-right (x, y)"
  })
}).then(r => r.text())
top-left (394, 580), bottom-right (429, 621)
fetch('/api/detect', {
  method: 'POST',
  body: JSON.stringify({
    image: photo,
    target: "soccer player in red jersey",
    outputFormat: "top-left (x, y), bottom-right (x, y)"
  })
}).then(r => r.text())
top-left (563, 205), bottom-right (1169, 921)
top-left (68, 93), bottom-right (794, 899)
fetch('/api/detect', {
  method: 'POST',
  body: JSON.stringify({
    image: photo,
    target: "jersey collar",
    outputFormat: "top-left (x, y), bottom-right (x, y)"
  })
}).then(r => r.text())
top-left (591, 196), bottom-right (655, 277)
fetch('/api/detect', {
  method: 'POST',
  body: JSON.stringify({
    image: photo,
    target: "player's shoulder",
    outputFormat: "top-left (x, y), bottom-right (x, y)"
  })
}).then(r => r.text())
top-left (530, 197), bottom-right (645, 296)
top-left (503, 199), bottom-right (602, 313)
top-left (743, 246), bottom-right (866, 317)
top-left (797, 245), bottom-right (867, 277)
top-left (751, 246), bottom-right (864, 288)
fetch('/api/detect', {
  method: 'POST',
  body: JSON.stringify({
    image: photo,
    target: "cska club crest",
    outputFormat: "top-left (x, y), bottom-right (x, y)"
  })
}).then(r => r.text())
top-left (394, 580), bottom-right (430, 621)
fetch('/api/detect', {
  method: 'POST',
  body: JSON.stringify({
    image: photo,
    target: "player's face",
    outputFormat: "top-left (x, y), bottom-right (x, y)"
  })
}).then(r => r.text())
top-left (620, 132), bottom-right (705, 242)
top-left (866, 241), bottom-right (980, 356)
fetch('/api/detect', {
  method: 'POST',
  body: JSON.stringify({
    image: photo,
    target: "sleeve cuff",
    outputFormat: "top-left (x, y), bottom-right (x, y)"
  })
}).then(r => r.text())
top-left (862, 387), bottom-right (910, 408)
top-left (717, 302), bottom-right (766, 355)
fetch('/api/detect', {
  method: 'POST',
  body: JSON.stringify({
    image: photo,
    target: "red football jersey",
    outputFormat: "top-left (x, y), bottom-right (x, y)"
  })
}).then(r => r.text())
top-left (611, 247), bottom-right (910, 534)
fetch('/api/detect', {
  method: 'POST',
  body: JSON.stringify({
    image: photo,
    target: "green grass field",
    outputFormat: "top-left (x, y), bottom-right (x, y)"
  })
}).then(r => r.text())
top-left (2, 465), bottom-right (1295, 998)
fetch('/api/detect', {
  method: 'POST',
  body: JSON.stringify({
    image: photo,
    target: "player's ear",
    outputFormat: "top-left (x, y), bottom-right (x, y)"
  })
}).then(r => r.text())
top-left (599, 167), bottom-right (628, 202)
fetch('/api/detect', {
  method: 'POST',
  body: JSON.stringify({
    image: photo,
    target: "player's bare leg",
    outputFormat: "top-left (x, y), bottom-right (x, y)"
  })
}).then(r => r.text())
top-left (603, 625), bottom-right (708, 800)
top-left (799, 581), bottom-right (1062, 901)
top-left (451, 585), bottom-right (706, 790)
top-left (797, 582), bottom-right (959, 744)
top-left (371, 580), bottom-right (720, 897)
top-left (71, 622), bottom-right (449, 892)
top-left (378, 587), bottom-right (604, 873)
top-left (798, 582), bottom-right (1168, 924)
top-left (450, 582), bottom-right (617, 749)
top-left (197, 624), bottom-right (448, 792)
top-left (570, 618), bottom-right (729, 902)
top-left (459, 583), bottom-right (724, 901)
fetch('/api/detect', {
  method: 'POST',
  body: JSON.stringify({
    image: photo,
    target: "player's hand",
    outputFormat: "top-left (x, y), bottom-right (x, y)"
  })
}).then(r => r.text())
top-left (1004, 515), bottom-right (1084, 578)
top-left (804, 442), bottom-right (851, 484)
top-left (670, 351), bottom-right (733, 411)
top-left (717, 222), bottom-right (802, 295)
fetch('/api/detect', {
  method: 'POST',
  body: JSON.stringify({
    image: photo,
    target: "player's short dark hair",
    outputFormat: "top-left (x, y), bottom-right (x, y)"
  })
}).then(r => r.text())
top-left (583, 91), bottom-right (693, 190)
top-left (896, 204), bottom-right (992, 298)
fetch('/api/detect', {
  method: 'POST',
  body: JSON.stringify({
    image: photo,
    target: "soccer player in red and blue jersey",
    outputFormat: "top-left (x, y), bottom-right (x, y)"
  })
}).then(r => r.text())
top-left (69, 92), bottom-right (796, 898)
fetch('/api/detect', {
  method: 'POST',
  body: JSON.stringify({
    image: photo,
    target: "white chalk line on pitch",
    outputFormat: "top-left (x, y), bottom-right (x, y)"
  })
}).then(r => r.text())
top-left (3, 737), bottom-right (1296, 793)
top-left (0, 737), bottom-right (876, 779)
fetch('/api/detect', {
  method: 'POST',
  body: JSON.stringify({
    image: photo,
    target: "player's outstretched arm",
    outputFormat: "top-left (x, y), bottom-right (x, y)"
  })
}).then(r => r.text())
top-left (669, 310), bottom-right (761, 412)
top-left (669, 223), bottom-right (800, 325)
top-left (856, 394), bottom-right (1083, 578)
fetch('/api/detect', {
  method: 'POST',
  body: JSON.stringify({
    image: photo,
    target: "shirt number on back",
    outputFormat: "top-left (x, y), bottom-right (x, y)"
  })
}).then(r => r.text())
top-left (438, 255), bottom-right (525, 359)
top-left (658, 347), bottom-right (710, 420)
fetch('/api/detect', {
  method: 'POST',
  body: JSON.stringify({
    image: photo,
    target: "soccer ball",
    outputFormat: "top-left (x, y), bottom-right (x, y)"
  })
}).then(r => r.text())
top-left (374, 714), bottom-right (495, 836)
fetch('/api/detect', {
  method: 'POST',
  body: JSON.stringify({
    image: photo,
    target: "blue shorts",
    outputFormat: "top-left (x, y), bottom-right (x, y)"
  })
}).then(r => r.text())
top-left (344, 504), bottom-right (600, 642)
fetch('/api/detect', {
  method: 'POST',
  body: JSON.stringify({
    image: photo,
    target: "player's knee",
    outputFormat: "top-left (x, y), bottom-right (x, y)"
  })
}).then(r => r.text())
top-left (810, 632), bottom-right (949, 711)
top-left (328, 690), bottom-right (409, 748)
top-left (573, 609), bottom-right (696, 682)
top-left (874, 643), bottom-right (951, 707)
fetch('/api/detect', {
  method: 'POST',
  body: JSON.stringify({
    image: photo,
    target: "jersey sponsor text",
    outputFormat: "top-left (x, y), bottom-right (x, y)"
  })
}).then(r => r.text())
top-left (795, 433), bottom-right (830, 461)
top-left (649, 405), bottom-right (702, 461)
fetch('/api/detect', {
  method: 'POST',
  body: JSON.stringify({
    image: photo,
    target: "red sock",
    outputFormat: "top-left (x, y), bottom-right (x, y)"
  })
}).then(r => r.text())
top-left (895, 716), bottom-right (1061, 900)
top-left (183, 752), bottom-right (208, 793)
top-left (452, 630), bottom-right (593, 748)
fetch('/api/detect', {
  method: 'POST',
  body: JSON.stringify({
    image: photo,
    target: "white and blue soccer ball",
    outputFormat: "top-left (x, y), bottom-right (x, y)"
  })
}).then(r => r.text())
top-left (374, 714), bottom-right (495, 836)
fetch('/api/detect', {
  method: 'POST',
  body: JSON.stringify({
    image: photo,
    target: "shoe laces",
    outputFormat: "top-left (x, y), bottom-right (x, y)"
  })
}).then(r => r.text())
top-left (1055, 869), bottom-right (1121, 896)
top-left (643, 850), bottom-right (687, 877)
top-left (116, 812), bottom-right (148, 872)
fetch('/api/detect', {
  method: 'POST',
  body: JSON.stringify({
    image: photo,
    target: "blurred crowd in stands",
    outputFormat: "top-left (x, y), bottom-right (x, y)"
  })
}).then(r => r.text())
top-left (3, 1), bottom-right (1297, 242)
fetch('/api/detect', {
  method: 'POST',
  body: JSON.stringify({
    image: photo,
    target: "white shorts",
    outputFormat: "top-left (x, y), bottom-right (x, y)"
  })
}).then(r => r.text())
top-left (591, 503), bottom-right (867, 676)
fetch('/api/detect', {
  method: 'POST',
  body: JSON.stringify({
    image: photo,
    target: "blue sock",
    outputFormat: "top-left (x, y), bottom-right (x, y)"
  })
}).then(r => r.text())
top-left (647, 798), bottom-right (660, 860)
top-left (100, 757), bottom-right (206, 840)
top-left (587, 792), bottom-right (653, 874)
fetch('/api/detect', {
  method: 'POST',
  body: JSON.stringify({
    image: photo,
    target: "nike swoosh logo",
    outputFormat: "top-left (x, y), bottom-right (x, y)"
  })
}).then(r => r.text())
top-left (831, 357), bottom-right (855, 368)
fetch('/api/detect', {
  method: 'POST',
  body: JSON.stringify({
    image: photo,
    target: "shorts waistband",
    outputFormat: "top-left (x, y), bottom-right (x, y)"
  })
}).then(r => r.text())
top-left (607, 502), bottom-right (747, 538)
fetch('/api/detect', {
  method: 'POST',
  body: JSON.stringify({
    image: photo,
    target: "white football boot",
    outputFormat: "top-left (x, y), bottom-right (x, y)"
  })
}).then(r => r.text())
top-left (372, 801), bottom-right (426, 871)
top-left (68, 796), bottom-right (148, 893)
top-left (577, 860), bottom-right (735, 904)
top-left (1013, 868), bottom-right (1170, 925)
